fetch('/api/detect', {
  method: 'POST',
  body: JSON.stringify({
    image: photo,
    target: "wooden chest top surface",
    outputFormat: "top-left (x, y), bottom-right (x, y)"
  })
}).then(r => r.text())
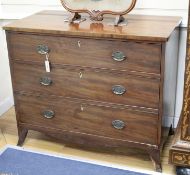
top-left (3, 10), bottom-right (181, 42)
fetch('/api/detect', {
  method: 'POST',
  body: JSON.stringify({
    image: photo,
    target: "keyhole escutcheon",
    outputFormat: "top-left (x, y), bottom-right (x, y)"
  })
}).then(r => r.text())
top-left (79, 72), bottom-right (83, 79)
top-left (78, 41), bottom-right (81, 48)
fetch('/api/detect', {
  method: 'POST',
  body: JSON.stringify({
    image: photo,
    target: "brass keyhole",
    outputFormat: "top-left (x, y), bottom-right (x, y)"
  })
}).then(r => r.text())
top-left (78, 41), bottom-right (81, 48)
top-left (81, 105), bottom-right (84, 111)
top-left (79, 72), bottom-right (83, 79)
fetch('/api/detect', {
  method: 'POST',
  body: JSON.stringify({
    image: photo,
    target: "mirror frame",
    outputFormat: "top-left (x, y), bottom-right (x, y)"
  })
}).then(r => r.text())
top-left (60, 0), bottom-right (137, 21)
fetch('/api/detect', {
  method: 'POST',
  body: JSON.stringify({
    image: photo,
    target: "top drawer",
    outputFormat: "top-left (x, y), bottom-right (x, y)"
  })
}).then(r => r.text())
top-left (7, 32), bottom-right (161, 74)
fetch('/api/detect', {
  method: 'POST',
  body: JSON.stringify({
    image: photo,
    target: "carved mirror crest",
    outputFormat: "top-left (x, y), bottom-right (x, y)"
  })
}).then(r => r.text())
top-left (60, 0), bottom-right (137, 26)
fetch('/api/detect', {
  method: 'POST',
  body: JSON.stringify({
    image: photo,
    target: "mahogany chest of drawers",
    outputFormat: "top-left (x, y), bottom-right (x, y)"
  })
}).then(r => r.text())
top-left (3, 11), bottom-right (181, 172)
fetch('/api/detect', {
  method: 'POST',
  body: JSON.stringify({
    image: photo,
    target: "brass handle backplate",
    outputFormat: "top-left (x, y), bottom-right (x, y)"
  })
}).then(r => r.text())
top-left (112, 51), bottom-right (126, 62)
top-left (112, 120), bottom-right (125, 130)
top-left (40, 77), bottom-right (52, 86)
top-left (37, 45), bottom-right (50, 55)
top-left (112, 85), bottom-right (126, 95)
top-left (43, 110), bottom-right (55, 119)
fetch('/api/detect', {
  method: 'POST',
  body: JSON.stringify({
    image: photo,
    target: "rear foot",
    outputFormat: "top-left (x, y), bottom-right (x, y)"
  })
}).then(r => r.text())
top-left (169, 125), bottom-right (174, 135)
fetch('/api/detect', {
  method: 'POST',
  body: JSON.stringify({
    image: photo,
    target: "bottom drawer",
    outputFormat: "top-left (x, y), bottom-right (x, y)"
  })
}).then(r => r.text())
top-left (16, 94), bottom-right (158, 145)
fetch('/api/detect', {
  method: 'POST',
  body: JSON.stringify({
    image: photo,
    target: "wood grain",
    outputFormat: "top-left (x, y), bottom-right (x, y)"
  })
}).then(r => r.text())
top-left (12, 62), bottom-right (160, 109)
top-left (3, 10), bottom-right (182, 42)
top-left (15, 94), bottom-right (158, 145)
top-left (7, 32), bottom-right (161, 74)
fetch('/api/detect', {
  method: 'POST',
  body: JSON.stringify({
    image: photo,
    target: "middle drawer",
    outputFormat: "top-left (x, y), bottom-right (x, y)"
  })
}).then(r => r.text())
top-left (12, 62), bottom-right (160, 109)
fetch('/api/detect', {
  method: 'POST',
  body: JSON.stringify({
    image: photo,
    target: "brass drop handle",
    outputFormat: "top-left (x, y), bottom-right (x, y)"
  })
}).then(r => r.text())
top-left (37, 45), bottom-right (51, 72)
top-left (40, 77), bottom-right (52, 86)
top-left (112, 85), bottom-right (126, 95)
top-left (43, 110), bottom-right (55, 119)
top-left (112, 51), bottom-right (126, 62)
top-left (112, 120), bottom-right (125, 130)
top-left (37, 45), bottom-right (50, 55)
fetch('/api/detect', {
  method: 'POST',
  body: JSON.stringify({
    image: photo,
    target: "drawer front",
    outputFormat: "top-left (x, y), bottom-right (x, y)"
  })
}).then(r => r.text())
top-left (8, 33), bottom-right (161, 74)
top-left (12, 63), bottom-right (160, 109)
top-left (16, 95), bottom-right (158, 145)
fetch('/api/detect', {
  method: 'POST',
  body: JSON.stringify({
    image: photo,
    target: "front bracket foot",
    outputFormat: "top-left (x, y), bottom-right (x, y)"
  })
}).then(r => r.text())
top-left (17, 126), bottom-right (28, 146)
top-left (148, 148), bottom-right (162, 172)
